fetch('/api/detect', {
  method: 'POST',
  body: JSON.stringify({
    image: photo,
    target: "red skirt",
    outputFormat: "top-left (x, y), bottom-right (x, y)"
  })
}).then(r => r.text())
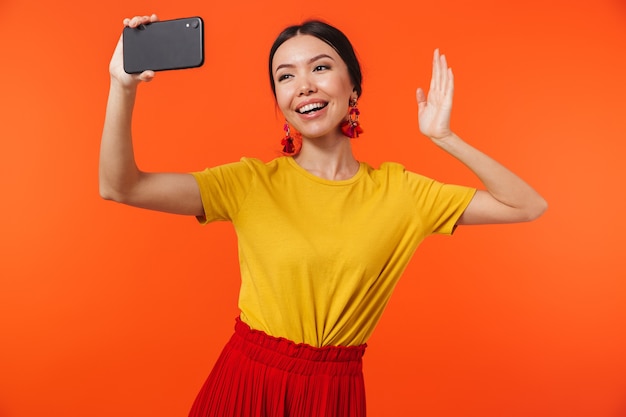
top-left (188, 318), bottom-right (367, 417)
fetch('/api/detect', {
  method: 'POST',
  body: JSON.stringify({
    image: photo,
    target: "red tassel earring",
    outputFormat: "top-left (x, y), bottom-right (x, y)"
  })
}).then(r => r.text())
top-left (281, 122), bottom-right (295, 154)
top-left (341, 98), bottom-right (364, 138)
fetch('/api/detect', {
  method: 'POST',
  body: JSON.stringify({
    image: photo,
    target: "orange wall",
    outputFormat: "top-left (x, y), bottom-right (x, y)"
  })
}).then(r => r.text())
top-left (1, 1), bottom-right (625, 416)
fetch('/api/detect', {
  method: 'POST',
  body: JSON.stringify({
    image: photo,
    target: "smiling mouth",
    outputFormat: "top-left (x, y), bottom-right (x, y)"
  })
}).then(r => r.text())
top-left (296, 102), bottom-right (328, 114)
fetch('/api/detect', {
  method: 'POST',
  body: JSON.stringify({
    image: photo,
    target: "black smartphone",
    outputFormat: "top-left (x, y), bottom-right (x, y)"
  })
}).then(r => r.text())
top-left (123, 17), bottom-right (204, 74)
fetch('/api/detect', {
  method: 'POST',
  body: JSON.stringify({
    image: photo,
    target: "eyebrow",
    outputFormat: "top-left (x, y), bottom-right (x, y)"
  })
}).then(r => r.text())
top-left (274, 54), bottom-right (335, 74)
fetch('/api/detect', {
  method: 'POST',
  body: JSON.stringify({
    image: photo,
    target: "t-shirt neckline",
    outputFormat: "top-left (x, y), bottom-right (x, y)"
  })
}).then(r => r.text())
top-left (285, 156), bottom-right (365, 186)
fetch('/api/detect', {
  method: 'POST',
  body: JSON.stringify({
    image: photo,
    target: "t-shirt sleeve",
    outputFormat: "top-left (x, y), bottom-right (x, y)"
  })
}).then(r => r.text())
top-left (190, 158), bottom-right (256, 224)
top-left (404, 169), bottom-right (476, 235)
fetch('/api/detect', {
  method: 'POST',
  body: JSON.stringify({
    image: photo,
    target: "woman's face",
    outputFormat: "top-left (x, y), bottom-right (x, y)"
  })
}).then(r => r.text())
top-left (272, 35), bottom-right (356, 141)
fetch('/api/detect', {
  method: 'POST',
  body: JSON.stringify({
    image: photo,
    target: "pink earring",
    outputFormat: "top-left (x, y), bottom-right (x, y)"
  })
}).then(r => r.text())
top-left (281, 122), bottom-right (295, 154)
top-left (341, 99), bottom-right (364, 138)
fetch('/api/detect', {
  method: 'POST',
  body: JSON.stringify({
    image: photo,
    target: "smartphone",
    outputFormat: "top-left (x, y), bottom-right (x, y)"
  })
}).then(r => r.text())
top-left (123, 17), bottom-right (204, 74)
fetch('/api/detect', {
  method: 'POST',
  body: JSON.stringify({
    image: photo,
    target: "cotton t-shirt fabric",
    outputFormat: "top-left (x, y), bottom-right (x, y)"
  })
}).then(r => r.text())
top-left (192, 156), bottom-right (475, 348)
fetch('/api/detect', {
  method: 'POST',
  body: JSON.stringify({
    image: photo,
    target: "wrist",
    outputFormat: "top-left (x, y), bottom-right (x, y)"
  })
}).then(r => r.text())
top-left (430, 132), bottom-right (459, 146)
top-left (109, 76), bottom-right (140, 95)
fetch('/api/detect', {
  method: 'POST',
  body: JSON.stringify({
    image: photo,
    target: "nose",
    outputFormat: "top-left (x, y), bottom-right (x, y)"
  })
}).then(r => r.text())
top-left (298, 75), bottom-right (316, 96)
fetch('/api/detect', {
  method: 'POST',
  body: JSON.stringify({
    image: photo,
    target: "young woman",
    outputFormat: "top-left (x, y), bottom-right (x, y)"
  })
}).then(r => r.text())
top-left (100, 14), bottom-right (547, 417)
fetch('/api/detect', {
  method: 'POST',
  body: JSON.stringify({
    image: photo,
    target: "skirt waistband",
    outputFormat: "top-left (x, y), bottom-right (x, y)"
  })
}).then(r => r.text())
top-left (232, 317), bottom-right (366, 376)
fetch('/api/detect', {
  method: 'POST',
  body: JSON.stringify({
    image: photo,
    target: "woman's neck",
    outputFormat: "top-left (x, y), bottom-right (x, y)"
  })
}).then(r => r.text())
top-left (293, 137), bottom-right (359, 181)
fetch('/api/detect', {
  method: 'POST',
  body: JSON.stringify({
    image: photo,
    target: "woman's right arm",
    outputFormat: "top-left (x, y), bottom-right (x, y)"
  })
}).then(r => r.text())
top-left (99, 14), bottom-right (204, 216)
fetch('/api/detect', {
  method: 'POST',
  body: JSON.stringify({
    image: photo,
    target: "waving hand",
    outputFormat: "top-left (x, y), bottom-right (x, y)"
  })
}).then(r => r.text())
top-left (416, 49), bottom-right (454, 141)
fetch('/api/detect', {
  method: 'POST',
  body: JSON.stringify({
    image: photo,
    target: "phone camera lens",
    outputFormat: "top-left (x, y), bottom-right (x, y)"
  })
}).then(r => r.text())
top-left (191, 19), bottom-right (199, 29)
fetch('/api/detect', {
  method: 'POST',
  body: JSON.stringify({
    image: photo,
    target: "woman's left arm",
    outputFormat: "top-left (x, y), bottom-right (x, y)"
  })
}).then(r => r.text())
top-left (417, 50), bottom-right (547, 225)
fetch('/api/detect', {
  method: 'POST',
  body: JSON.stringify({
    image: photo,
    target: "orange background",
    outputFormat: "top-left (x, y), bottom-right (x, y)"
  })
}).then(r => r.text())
top-left (1, 0), bottom-right (625, 416)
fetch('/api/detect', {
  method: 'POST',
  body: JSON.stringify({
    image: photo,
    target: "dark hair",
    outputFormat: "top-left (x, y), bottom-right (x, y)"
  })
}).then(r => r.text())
top-left (268, 20), bottom-right (362, 99)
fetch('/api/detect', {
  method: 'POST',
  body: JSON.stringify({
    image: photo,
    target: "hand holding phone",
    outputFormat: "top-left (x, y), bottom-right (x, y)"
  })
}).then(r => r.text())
top-left (123, 17), bottom-right (205, 74)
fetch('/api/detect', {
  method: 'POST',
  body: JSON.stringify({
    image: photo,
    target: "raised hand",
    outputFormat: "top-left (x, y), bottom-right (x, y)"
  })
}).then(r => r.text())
top-left (416, 49), bottom-right (454, 142)
top-left (109, 14), bottom-right (159, 87)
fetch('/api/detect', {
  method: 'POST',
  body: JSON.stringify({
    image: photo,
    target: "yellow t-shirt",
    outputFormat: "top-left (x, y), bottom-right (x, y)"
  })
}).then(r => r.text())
top-left (192, 156), bottom-right (475, 347)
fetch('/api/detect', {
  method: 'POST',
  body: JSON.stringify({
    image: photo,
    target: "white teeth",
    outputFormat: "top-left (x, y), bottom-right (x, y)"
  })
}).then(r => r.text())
top-left (297, 102), bottom-right (326, 113)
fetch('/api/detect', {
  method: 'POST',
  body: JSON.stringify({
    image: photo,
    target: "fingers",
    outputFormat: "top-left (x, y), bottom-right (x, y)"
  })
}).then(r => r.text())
top-left (446, 67), bottom-right (454, 98)
top-left (416, 87), bottom-right (427, 113)
top-left (138, 70), bottom-right (156, 82)
top-left (430, 48), bottom-right (453, 97)
top-left (433, 49), bottom-right (449, 91)
top-left (123, 14), bottom-right (159, 28)
top-left (416, 87), bottom-right (426, 103)
top-left (116, 14), bottom-right (159, 84)
top-left (429, 49), bottom-right (438, 93)
top-left (418, 49), bottom-right (455, 109)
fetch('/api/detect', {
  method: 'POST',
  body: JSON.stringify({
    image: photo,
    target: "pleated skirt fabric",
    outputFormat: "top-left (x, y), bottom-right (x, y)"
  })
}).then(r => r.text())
top-left (188, 318), bottom-right (367, 417)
